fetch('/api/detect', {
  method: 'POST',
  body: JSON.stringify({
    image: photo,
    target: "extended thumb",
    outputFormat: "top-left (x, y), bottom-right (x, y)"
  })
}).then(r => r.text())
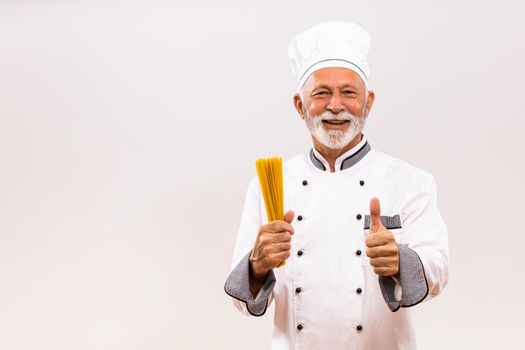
top-left (284, 210), bottom-right (295, 224)
top-left (369, 197), bottom-right (383, 232)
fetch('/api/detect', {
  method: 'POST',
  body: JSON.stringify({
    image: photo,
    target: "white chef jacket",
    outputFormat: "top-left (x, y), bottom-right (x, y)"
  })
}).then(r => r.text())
top-left (225, 135), bottom-right (449, 350)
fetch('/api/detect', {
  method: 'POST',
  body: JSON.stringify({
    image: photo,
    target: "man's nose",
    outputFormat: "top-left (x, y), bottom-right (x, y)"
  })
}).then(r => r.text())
top-left (326, 92), bottom-right (345, 114)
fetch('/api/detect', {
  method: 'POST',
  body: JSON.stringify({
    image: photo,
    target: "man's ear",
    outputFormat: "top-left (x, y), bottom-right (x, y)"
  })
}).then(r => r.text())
top-left (293, 94), bottom-right (305, 119)
top-left (365, 90), bottom-right (375, 116)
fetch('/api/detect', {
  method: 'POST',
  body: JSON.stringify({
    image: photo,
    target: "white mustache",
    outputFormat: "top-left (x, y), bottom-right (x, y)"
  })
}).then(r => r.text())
top-left (318, 111), bottom-right (357, 121)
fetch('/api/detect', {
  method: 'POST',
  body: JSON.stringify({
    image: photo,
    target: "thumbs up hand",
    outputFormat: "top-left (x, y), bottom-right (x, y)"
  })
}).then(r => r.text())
top-left (365, 197), bottom-right (399, 277)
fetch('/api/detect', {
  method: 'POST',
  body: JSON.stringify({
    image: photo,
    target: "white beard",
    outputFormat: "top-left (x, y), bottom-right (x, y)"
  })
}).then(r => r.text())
top-left (304, 109), bottom-right (368, 150)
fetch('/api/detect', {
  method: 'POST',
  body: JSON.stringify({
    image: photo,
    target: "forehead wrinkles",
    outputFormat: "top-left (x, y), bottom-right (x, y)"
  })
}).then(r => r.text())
top-left (309, 68), bottom-right (364, 89)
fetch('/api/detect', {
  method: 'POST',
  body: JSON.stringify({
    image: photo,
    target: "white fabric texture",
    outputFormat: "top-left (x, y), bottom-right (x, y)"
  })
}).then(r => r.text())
top-left (226, 138), bottom-right (449, 350)
top-left (287, 21), bottom-right (371, 92)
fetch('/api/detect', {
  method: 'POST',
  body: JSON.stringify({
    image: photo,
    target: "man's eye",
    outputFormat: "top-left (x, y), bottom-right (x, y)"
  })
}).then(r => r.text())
top-left (315, 91), bottom-right (329, 96)
top-left (342, 90), bottom-right (355, 95)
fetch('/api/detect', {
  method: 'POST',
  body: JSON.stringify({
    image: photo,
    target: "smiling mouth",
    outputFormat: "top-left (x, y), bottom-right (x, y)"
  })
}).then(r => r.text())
top-left (322, 120), bottom-right (350, 125)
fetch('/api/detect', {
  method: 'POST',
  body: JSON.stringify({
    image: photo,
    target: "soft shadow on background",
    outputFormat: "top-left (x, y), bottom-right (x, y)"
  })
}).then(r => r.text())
top-left (0, 1), bottom-right (523, 349)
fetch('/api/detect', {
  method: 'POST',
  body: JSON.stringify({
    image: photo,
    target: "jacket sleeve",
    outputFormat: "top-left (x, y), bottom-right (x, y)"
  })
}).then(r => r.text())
top-left (379, 174), bottom-right (449, 311)
top-left (224, 250), bottom-right (276, 316)
top-left (223, 177), bottom-right (276, 316)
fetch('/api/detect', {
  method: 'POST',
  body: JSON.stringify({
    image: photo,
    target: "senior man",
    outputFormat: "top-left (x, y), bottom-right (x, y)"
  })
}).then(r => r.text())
top-left (224, 21), bottom-right (449, 350)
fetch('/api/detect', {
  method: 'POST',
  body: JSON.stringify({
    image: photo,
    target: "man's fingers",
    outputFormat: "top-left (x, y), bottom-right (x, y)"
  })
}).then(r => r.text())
top-left (261, 238), bottom-right (291, 254)
top-left (273, 242), bottom-right (291, 253)
top-left (272, 231), bottom-right (292, 243)
top-left (369, 197), bottom-right (384, 233)
top-left (264, 248), bottom-right (291, 267)
top-left (366, 245), bottom-right (398, 258)
top-left (365, 232), bottom-right (393, 248)
top-left (258, 231), bottom-right (291, 249)
top-left (369, 256), bottom-right (398, 268)
top-left (266, 220), bottom-right (295, 235)
top-left (373, 266), bottom-right (397, 276)
top-left (272, 250), bottom-right (291, 265)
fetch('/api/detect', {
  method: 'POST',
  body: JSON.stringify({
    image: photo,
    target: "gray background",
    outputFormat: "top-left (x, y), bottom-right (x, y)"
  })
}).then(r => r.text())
top-left (1, 0), bottom-right (523, 349)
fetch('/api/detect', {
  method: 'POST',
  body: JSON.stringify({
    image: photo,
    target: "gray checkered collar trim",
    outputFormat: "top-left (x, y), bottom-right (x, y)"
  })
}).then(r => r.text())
top-left (309, 135), bottom-right (371, 172)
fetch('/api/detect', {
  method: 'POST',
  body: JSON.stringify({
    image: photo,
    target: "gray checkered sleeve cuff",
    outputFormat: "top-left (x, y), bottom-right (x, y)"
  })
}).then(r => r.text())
top-left (224, 250), bottom-right (276, 316)
top-left (379, 244), bottom-right (429, 312)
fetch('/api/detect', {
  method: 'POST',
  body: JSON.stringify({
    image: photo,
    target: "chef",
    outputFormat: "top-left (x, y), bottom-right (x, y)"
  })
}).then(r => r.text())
top-left (224, 21), bottom-right (449, 350)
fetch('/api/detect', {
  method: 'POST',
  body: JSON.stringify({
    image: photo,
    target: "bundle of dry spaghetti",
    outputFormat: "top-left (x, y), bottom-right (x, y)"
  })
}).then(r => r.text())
top-left (255, 157), bottom-right (286, 267)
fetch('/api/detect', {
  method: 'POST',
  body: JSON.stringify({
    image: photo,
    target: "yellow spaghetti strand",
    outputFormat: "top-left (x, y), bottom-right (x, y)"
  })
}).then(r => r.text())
top-left (255, 157), bottom-right (286, 267)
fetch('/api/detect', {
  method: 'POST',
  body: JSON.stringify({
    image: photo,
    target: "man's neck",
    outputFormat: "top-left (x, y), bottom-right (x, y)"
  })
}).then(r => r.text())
top-left (312, 134), bottom-right (363, 172)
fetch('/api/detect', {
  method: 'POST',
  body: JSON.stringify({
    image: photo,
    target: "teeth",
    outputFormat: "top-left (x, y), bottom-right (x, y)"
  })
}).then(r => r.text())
top-left (324, 120), bottom-right (347, 124)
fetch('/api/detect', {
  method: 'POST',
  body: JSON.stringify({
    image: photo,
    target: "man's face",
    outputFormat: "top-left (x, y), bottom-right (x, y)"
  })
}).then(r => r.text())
top-left (295, 67), bottom-right (374, 150)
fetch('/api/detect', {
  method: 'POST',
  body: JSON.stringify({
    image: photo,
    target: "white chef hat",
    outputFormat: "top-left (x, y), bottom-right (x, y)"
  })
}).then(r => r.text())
top-left (287, 21), bottom-right (371, 93)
